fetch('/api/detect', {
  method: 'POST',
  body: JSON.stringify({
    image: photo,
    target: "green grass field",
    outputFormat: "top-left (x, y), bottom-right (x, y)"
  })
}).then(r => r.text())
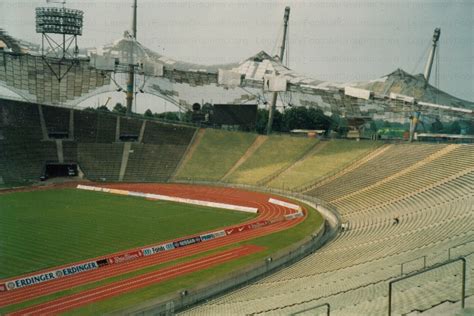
top-left (0, 188), bottom-right (256, 278)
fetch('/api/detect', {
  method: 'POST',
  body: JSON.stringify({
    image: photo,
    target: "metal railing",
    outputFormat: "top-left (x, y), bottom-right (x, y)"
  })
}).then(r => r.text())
top-left (388, 257), bottom-right (467, 316)
top-left (290, 303), bottom-right (330, 316)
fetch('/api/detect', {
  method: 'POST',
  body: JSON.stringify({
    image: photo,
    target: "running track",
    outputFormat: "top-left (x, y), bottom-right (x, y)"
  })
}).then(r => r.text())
top-left (1, 183), bottom-right (306, 313)
top-left (9, 245), bottom-right (264, 315)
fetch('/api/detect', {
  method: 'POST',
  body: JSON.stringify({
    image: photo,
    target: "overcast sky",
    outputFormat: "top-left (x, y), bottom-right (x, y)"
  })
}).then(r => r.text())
top-left (0, 0), bottom-right (472, 113)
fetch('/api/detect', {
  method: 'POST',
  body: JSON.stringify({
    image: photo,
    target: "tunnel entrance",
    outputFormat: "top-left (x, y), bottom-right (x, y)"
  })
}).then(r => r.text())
top-left (41, 163), bottom-right (78, 181)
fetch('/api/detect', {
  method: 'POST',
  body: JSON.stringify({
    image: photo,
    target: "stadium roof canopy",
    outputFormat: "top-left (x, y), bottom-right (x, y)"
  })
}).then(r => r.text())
top-left (0, 30), bottom-right (472, 121)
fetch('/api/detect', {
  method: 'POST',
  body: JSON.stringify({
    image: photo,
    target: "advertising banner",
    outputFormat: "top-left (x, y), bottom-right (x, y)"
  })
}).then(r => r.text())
top-left (200, 229), bottom-right (226, 242)
top-left (173, 236), bottom-right (202, 248)
top-left (284, 211), bottom-right (304, 220)
top-left (5, 261), bottom-right (99, 291)
top-left (142, 242), bottom-right (175, 256)
top-left (225, 220), bottom-right (271, 236)
top-left (96, 258), bottom-right (109, 267)
top-left (107, 250), bottom-right (143, 264)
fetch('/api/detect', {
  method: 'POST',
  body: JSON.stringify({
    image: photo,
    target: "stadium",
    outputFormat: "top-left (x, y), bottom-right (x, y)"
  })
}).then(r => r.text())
top-left (0, 1), bottom-right (473, 315)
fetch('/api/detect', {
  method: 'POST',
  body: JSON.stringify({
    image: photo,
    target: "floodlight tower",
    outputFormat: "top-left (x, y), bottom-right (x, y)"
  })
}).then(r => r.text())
top-left (35, 1), bottom-right (84, 81)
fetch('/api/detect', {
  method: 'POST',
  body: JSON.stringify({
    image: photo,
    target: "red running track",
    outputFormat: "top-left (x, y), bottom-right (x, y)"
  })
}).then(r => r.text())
top-left (0, 183), bottom-right (306, 311)
top-left (9, 245), bottom-right (264, 316)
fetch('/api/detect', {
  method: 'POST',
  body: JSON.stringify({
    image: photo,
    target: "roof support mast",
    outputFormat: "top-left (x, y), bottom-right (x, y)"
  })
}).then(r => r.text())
top-left (410, 28), bottom-right (441, 142)
top-left (126, 0), bottom-right (138, 116)
top-left (423, 28), bottom-right (441, 83)
top-left (266, 6), bottom-right (290, 135)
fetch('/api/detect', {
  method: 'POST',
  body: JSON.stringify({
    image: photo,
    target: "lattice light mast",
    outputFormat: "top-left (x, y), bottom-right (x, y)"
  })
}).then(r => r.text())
top-left (35, 4), bottom-right (84, 81)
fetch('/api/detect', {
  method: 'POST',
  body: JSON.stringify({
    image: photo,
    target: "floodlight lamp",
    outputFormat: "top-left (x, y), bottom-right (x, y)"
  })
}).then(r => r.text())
top-left (35, 7), bottom-right (84, 35)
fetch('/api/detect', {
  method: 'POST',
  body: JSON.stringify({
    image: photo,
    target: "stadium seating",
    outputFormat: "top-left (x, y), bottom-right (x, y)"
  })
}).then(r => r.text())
top-left (175, 129), bottom-right (258, 181)
top-left (0, 99), bottom-right (57, 184)
top-left (328, 145), bottom-right (473, 214)
top-left (62, 141), bottom-right (78, 162)
top-left (306, 143), bottom-right (446, 200)
top-left (77, 143), bottom-right (124, 181)
top-left (123, 143), bottom-right (189, 182)
top-left (226, 135), bottom-right (318, 185)
top-left (120, 116), bottom-right (143, 137)
top-left (42, 105), bottom-right (70, 135)
top-left (0, 99), bottom-right (199, 184)
top-left (0, 99), bottom-right (43, 142)
top-left (268, 139), bottom-right (381, 190)
top-left (142, 120), bottom-right (196, 145)
top-left (74, 110), bottom-right (99, 143)
top-left (182, 146), bottom-right (474, 316)
top-left (74, 110), bottom-right (117, 143)
top-left (1, 97), bottom-right (473, 315)
top-left (0, 140), bottom-right (57, 184)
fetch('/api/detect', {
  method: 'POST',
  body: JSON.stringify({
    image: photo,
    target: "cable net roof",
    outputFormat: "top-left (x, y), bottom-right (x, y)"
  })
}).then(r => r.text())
top-left (0, 30), bottom-right (472, 120)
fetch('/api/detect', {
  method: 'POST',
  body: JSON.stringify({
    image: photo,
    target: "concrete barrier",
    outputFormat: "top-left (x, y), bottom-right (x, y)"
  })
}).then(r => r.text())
top-left (76, 185), bottom-right (258, 213)
top-left (268, 197), bottom-right (303, 212)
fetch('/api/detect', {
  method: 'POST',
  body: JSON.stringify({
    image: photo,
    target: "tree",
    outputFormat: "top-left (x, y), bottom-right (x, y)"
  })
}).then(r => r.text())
top-left (163, 112), bottom-right (180, 121)
top-left (307, 107), bottom-right (332, 132)
top-left (446, 121), bottom-right (461, 134)
top-left (463, 120), bottom-right (474, 135)
top-left (281, 107), bottom-right (332, 132)
top-left (144, 109), bottom-right (153, 117)
top-left (97, 105), bottom-right (110, 112)
top-left (283, 107), bottom-right (312, 131)
top-left (369, 121), bottom-right (378, 133)
top-left (113, 103), bottom-right (126, 114)
top-left (181, 110), bottom-right (193, 123)
top-left (430, 118), bottom-right (444, 133)
top-left (255, 108), bottom-right (269, 134)
top-left (331, 115), bottom-right (348, 137)
top-left (273, 109), bottom-right (284, 132)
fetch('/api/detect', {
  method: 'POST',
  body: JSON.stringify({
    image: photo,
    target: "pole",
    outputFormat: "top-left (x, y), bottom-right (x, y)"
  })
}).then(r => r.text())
top-left (126, 0), bottom-right (138, 116)
top-left (408, 111), bottom-right (420, 142)
top-left (423, 28), bottom-right (440, 83)
top-left (266, 7), bottom-right (290, 135)
top-left (132, 0), bottom-right (137, 39)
